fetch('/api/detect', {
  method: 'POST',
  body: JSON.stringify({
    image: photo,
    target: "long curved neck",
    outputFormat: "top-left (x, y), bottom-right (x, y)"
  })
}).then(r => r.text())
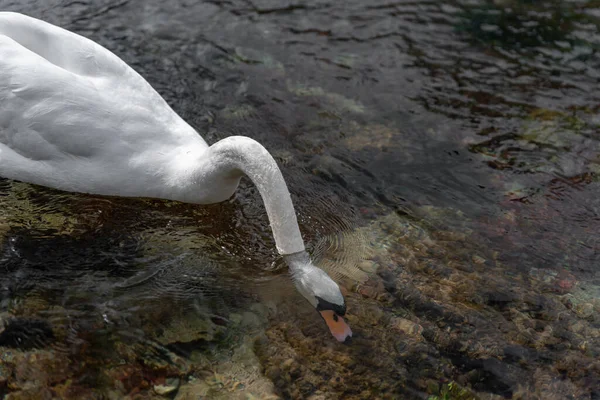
top-left (203, 136), bottom-right (305, 255)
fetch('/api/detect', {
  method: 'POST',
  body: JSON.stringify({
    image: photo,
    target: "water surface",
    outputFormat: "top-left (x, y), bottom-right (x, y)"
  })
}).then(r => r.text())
top-left (0, 0), bottom-right (599, 399)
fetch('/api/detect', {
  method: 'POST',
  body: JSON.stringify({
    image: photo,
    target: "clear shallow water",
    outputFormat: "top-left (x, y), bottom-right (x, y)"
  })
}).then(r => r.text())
top-left (0, 0), bottom-right (599, 399)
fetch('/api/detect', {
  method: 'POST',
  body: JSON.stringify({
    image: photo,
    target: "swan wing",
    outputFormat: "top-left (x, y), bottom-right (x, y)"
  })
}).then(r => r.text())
top-left (0, 33), bottom-right (120, 161)
top-left (0, 11), bottom-right (131, 79)
top-left (0, 13), bottom-right (205, 194)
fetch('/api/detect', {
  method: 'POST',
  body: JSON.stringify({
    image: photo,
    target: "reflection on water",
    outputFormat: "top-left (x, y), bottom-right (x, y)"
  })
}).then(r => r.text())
top-left (1, 0), bottom-right (599, 398)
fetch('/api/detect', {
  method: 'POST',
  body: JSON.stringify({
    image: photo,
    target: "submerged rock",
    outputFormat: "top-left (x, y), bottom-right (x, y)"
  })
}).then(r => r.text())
top-left (252, 209), bottom-right (600, 398)
top-left (151, 313), bottom-right (225, 345)
top-left (154, 377), bottom-right (180, 396)
top-left (175, 335), bottom-right (278, 400)
top-left (390, 317), bottom-right (424, 339)
top-left (1, 201), bottom-right (598, 398)
top-left (286, 80), bottom-right (366, 114)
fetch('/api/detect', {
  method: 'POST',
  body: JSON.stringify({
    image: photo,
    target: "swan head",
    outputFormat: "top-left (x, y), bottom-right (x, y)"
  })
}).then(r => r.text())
top-left (284, 251), bottom-right (352, 343)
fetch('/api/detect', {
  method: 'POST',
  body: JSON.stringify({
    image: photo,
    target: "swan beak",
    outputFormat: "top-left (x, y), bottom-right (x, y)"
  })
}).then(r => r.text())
top-left (319, 310), bottom-right (352, 342)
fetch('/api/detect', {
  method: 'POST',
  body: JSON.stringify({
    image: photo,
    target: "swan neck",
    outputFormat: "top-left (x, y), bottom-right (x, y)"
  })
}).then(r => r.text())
top-left (210, 136), bottom-right (305, 255)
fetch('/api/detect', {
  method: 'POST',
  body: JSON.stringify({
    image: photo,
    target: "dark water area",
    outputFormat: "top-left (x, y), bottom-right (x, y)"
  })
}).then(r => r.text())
top-left (0, 0), bottom-right (599, 399)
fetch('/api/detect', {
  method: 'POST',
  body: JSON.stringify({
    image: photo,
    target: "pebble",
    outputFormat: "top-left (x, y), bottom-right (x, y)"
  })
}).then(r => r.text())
top-left (154, 377), bottom-right (180, 396)
top-left (358, 260), bottom-right (379, 274)
top-left (569, 321), bottom-right (585, 334)
top-left (229, 313), bottom-right (243, 325)
top-left (390, 317), bottom-right (424, 337)
top-left (174, 381), bottom-right (210, 399)
top-left (282, 359), bottom-right (294, 369)
top-left (471, 255), bottom-right (486, 265)
top-left (575, 303), bottom-right (594, 320)
top-left (241, 311), bottom-right (262, 328)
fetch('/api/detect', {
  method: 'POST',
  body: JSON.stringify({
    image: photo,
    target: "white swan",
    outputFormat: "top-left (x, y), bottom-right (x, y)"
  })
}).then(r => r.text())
top-left (0, 12), bottom-right (351, 342)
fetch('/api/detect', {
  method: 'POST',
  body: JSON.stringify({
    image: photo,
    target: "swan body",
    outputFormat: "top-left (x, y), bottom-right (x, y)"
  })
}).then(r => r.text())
top-left (0, 12), bottom-right (351, 341)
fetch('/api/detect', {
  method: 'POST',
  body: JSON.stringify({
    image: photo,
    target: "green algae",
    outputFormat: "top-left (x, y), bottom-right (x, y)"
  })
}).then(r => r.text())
top-left (220, 104), bottom-right (257, 120)
top-left (0, 181), bottom-right (80, 238)
top-left (470, 106), bottom-right (599, 182)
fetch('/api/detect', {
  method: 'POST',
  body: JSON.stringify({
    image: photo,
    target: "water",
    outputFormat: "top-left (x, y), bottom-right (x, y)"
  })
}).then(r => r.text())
top-left (0, 0), bottom-right (599, 398)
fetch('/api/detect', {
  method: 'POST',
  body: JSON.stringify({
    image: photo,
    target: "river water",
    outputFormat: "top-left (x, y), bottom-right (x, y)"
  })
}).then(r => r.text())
top-left (0, 0), bottom-right (599, 399)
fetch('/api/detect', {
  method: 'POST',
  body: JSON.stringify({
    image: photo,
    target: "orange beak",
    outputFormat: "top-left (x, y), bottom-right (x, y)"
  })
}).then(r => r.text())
top-left (319, 310), bottom-right (352, 342)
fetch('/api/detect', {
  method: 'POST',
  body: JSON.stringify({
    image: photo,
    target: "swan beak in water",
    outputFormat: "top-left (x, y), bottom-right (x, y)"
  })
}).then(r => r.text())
top-left (319, 310), bottom-right (353, 342)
